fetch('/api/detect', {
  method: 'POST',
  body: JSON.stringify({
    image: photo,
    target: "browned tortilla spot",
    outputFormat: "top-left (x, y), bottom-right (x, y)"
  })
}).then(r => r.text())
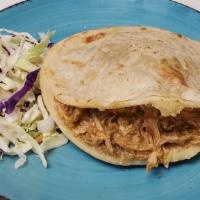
top-left (81, 71), bottom-right (99, 84)
top-left (62, 60), bottom-right (85, 68)
top-left (117, 63), bottom-right (125, 70)
top-left (177, 33), bottom-right (182, 38)
top-left (160, 58), bottom-right (186, 86)
top-left (140, 27), bottom-right (147, 31)
top-left (85, 32), bottom-right (106, 43)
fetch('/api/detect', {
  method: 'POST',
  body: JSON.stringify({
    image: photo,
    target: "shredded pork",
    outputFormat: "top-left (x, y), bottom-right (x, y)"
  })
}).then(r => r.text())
top-left (56, 102), bottom-right (200, 171)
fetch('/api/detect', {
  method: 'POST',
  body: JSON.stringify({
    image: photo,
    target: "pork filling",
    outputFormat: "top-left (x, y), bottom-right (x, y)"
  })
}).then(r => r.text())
top-left (56, 101), bottom-right (200, 171)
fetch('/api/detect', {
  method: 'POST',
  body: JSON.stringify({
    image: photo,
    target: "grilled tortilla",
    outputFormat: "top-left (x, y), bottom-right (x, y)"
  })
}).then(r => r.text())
top-left (40, 26), bottom-right (200, 171)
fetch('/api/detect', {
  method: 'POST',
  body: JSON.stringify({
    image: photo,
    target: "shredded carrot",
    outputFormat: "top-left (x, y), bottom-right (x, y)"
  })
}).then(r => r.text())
top-left (35, 134), bottom-right (43, 143)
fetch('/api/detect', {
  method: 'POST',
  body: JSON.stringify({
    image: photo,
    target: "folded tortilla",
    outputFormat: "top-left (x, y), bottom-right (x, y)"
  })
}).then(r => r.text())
top-left (40, 26), bottom-right (200, 171)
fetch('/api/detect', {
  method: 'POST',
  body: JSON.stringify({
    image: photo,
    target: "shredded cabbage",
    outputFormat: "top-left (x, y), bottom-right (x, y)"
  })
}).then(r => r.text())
top-left (27, 31), bottom-right (55, 64)
top-left (0, 118), bottom-right (47, 167)
top-left (0, 29), bottom-right (68, 169)
top-left (36, 95), bottom-right (55, 133)
top-left (15, 154), bottom-right (27, 169)
top-left (41, 134), bottom-right (68, 152)
top-left (0, 76), bottom-right (17, 90)
top-left (15, 58), bottom-right (38, 72)
top-left (22, 104), bottom-right (41, 124)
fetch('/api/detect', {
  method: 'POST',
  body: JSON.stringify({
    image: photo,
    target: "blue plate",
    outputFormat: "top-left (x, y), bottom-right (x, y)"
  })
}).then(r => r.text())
top-left (0, 0), bottom-right (200, 199)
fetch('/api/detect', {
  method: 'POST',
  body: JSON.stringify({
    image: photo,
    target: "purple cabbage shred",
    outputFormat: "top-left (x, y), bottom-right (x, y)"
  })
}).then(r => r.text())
top-left (2, 45), bottom-right (10, 56)
top-left (47, 42), bottom-right (54, 48)
top-left (0, 69), bottom-right (39, 114)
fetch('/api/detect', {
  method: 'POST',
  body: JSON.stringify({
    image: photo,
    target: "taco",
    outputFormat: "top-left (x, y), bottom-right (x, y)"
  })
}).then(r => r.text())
top-left (40, 26), bottom-right (200, 171)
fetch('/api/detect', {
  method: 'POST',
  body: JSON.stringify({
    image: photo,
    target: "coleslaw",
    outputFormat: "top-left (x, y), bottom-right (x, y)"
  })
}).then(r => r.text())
top-left (0, 29), bottom-right (68, 168)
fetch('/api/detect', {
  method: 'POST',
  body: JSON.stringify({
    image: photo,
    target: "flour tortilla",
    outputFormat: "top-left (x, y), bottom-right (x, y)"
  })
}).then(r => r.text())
top-left (40, 26), bottom-right (200, 167)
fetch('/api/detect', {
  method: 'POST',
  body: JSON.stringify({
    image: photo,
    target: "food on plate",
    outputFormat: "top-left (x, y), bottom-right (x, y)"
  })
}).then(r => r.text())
top-left (41, 26), bottom-right (200, 171)
top-left (0, 29), bottom-right (68, 169)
